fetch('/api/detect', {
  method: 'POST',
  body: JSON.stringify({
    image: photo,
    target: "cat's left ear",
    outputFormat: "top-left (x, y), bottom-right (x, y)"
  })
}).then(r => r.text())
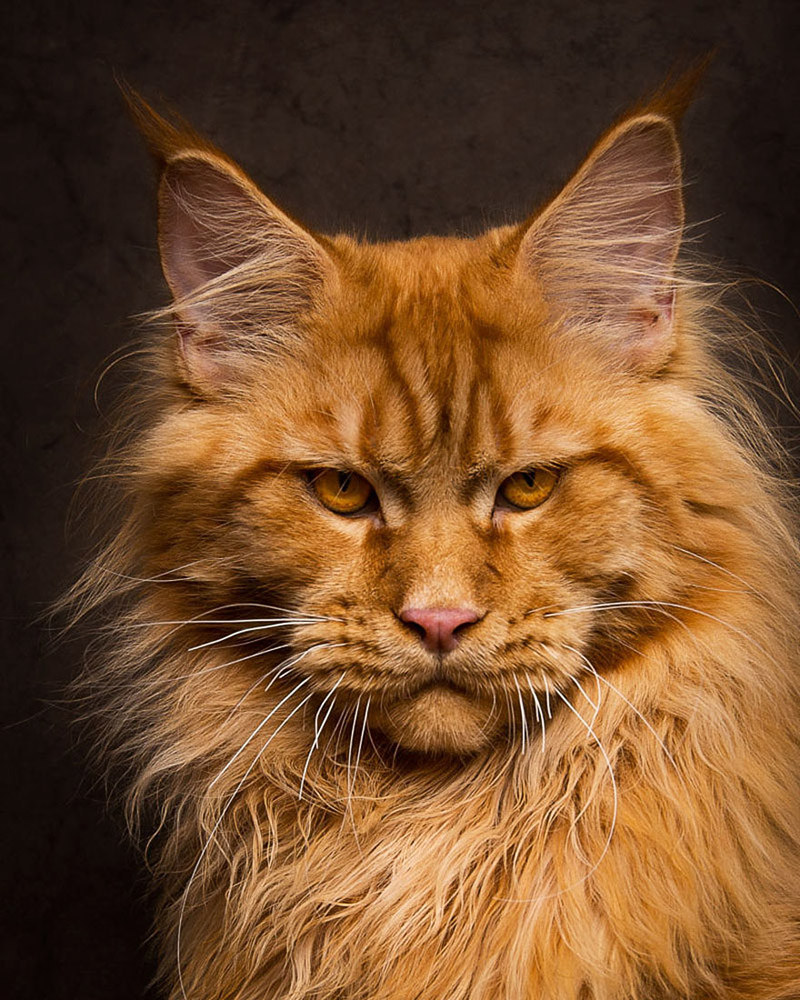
top-left (516, 114), bottom-right (683, 372)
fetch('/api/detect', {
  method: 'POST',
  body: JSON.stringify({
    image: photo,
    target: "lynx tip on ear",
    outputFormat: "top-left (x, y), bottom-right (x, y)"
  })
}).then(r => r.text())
top-left (116, 79), bottom-right (222, 168)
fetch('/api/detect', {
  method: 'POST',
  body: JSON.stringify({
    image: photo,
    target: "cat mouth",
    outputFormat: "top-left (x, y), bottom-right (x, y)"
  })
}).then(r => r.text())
top-left (373, 680), bottom-right (500, 754)
top-left (409, 678), bottom-right (470, 697)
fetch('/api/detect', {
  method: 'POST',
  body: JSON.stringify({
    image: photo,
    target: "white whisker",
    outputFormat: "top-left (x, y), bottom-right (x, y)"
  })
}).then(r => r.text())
top-left (175, 642), bottom-right (291, 681)
top-left (96, 559), bottom-right (206, 585)
top-left (176, 685), bottom-right (315, 1000)
top-left (526, 678), bottom-right (546, 753)
top-left (499, 686), bottom-right (619, 906)
top-left (222, 639), bottom-right (348, 725)
top-left (129, 601), bottom-right (328, 644)
top-left (144, 617), bottom-right (330, 628)
top-left (346, 696), bottom-right (362, 810)
top-left (552, 687), bottom-right (618, 885)
top-left (353, 696), bottom-right (370, 798)
top-left (594, 671), bottom-right (682, 779)
top-left (571, 675), bottom-right (599, 714)
top-left (298, 674), bottom-right (345, 800)
top-left (212, 675), bottom-right (311, 789)
top-left (188, 621), bottom-right (324, 651)
top-left (545, 599), bottom-right (776, 665)
top-left (503, 687), bottom-right (516, 747)
top-left (542, 671), bottom-right (553, 718)
top-left (561, 644), bottom-right (602, 731)
top-left (223, 661), bottom-right (286, 724)
top-left (344, 697), bottom-right (365, 852)
top-left (513, 676), bottom-right (529, 754)
top-left (673, 546), bottom-right (773, 604)
top-left (325, 701), bottom-right (351, 761)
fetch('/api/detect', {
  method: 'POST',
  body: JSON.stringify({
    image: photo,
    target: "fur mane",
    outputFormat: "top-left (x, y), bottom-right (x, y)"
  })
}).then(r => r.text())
top-left (66, 88), bottom-right (800, 1000)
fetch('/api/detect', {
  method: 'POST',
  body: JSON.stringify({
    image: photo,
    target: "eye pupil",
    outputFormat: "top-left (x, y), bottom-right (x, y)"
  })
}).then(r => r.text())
top-left (310, 469), bottom-right (375, 516)
top-left (497, 467), bottom-right (559, 511)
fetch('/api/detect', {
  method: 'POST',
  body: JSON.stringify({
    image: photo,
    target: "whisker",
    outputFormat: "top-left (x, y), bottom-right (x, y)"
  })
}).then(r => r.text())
top-left (552, 687), bottom-right (618, 886)
top-left (95, 560), bottom-right (206, 585)
top-left (513, 676), bottom-right (529, 754)
top-left (523, 602), bottom-right (560, 617)
top-left (343, 697), bottom-right (365, 853)
top-left (673, 546), bottom-right (774, 606)
top-left (542, 671), bottom-right (553, 719)
top-left (325, 701), bottom-right (352, 762)
top-left (571, 675), bottom-right (599, 714)
top-left (503, 687), bottom-right (516, 747)
top-left (499, 686), bottom-right (619, 905)
top-left (352, 696), bottom-right (370, 799)
top-left (365, 713), bottom-right (389, 767)
top-left (143, 616), bottom-right (331, 628)
top-left (221, 641), bottom-right (333, 725)
top-left (223, 661), bottom-right (288, 724)
top-left (176, 685), bottom-right (315, 1000)
top-left (173, 643), bottom-right (291, 681)
top-left (561, 644), bottom-right (602, 731)
top-left (222, 638), bottom-right (348, 724)
top-left (129, 602), bottom-right (324, 645)
top-left (544, 599), bottom-right (777, 664)
top-left (526, 678), bottom-right (546, 753)
top-left (346, 696), bottom-right (362, 811)
top-left (188, 621), bottom-right (325, 651)
top-left (298, 674), bottom-right (345, 801)
top-left (211, 675), bottom-right (312, 790)
top-left (594, 671), bottom-right (682, 779)
top-left (226, 602), bottom-right (344, 621)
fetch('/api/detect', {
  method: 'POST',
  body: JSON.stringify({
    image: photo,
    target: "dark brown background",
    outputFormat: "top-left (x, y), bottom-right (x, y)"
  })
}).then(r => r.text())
top-left (3, 1), bottom-right (800, 996)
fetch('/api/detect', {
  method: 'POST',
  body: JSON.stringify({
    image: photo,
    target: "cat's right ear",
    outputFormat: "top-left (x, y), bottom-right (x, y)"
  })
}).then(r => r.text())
top-left (126, 93), bottom-right (333, 394)
top-left (157, 151), bottom-right (333, 393)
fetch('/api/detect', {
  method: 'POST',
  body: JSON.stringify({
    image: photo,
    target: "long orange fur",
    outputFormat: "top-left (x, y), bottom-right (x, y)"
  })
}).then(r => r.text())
top-left (69, 89), bottom-right (800, 999)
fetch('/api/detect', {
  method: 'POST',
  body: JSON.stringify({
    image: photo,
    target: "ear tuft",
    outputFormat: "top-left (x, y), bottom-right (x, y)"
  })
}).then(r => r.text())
top-left (517, 114), bottom-right (684, 373)
top-left (125, 90), bottom-right (332, 394)
top-left (120, 83), bottom-right (219, 169)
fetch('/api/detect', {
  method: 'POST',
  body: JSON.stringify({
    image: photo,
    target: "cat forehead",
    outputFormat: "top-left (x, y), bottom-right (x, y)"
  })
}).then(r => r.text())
top-left (317, 230), bottom-right (546, 363)
top-left (265, 326), bottom-right (603, 478)
top-left (238, 233), bottom-right (635, 476)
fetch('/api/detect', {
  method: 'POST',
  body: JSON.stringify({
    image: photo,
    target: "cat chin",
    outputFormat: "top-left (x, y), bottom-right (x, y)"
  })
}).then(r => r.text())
top-left (375, 684), bottom-right (499, 755)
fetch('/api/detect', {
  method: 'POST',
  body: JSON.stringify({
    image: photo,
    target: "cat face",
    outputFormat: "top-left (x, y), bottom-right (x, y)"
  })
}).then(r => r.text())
top-left (136, 108), bottom-right (724, 755)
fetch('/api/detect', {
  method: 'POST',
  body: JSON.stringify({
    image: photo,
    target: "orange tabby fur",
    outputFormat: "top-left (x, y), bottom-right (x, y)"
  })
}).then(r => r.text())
top-left (71, 91), bottom-right (800, 999)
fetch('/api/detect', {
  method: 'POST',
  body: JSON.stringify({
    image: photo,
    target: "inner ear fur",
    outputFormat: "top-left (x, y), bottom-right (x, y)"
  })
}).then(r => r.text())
top-left (156, 149), bottom-right (333, 393)
top-left (516, 113), bottom-right (684, 373)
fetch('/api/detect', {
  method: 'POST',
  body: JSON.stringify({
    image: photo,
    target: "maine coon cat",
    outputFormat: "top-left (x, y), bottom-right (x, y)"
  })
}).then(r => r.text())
top-left (72, 86), bottom-right (800, 1000)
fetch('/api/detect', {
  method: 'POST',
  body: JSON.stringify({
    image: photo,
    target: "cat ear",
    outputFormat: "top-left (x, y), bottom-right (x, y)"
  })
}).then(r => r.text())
top-left (517, 114), bottom-right (683, 372)
top-left (157, 149), bottom-right (332, 392)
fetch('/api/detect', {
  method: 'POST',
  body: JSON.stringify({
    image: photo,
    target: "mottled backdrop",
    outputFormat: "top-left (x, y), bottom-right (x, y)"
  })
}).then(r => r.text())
top-left (3, 0), bottom-right (800, 996)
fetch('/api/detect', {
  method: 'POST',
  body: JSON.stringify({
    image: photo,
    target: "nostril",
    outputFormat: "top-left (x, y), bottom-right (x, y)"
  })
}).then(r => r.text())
top-left (401, 617), bottom-right (427, 642)
top-left (451, 618), bottom-right (474, 639)
top-left (399, 607), bottom-right (482, 653)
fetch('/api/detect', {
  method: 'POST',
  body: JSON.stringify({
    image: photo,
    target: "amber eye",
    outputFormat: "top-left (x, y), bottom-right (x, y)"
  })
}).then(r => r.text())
top-left (497, 468), bottom-right (559, 511)
top-left (309, 469), bottom-right (376, 516)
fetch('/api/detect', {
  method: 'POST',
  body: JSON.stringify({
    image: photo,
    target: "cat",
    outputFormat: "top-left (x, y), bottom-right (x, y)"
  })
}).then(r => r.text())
top-left (70, 85), bottom-right (800, 1000)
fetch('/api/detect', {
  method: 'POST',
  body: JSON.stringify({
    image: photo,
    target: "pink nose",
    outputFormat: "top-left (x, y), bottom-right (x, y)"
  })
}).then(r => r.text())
top-left (399, 607), bottom-right (481, 653)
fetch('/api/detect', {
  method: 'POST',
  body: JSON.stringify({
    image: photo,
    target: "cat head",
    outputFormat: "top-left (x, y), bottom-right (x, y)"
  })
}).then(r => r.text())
top-left (124, 94), bottom-right (751, 758)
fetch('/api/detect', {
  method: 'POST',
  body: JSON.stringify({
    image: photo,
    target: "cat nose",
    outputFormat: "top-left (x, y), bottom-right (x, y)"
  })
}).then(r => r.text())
top-left (399, 607), bottom-right (481, 653)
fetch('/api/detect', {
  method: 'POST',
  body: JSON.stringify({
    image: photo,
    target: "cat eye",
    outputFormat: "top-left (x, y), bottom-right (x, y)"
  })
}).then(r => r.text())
top-left (308, 469), bottom-right (377, 516)
top-left (496, 468), bottom-right (560, 511)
